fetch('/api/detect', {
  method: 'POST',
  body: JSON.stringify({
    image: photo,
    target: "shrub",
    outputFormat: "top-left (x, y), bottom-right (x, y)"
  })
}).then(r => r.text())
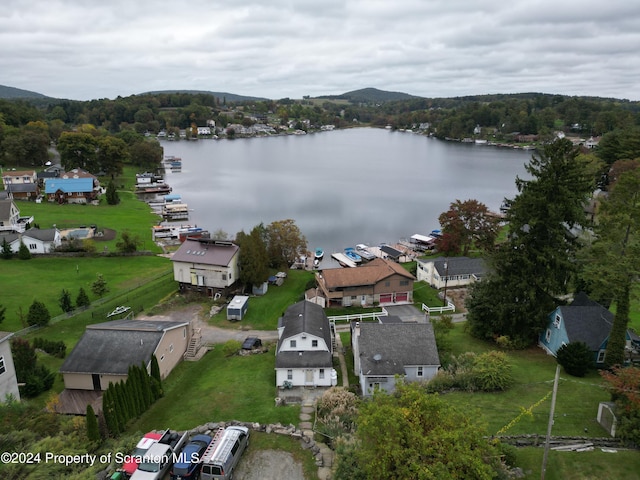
top-left (557, 342), bottom-right (593, 377)
top-left (316, 387), bottom-right (359, 441)
top-left (222, 340), bottom-right (241, 357)
top-left (472, 351), bottom-right (513, 392)
top-left (32, 338), bottom-right (67, 358)
top-left (26, 300), bottom-right (51, 327)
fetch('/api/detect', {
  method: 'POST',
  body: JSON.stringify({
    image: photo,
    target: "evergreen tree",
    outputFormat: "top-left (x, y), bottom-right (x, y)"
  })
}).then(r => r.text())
top-left (236, 224), bottom-right (270, 290)
top-left (105, 179), bottom-right (120, 205)
top-left (76, 287), bottom-right (90, 308)
top-left (58, 289), bottom-right (73, 313)
top-left (114, 381), bottom-right (129, 428)
top-left (1, 238), bottom-right (13, 259)
top-left (26, 299), bottom-right (51, 327)
top-left (150, 355), bottom-right (163, 399)
top-left (86, 404), bottom-right (101, 443)
top-left (102, 383), bottom-right (119, 435)
top-left (466, 139), bottom-right (595, 346)
top-left (140, 362), bottom-right (152, 409)
top-left (17, 241), bottom-right (31, 260)
top-left (91, 274), bottom-right (109, 298)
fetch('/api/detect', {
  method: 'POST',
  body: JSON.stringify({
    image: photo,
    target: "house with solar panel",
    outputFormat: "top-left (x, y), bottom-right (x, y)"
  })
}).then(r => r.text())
top-left (44, 168), bottom-right (100, 204)
top-left (171, 238), bottom-right (240, 297)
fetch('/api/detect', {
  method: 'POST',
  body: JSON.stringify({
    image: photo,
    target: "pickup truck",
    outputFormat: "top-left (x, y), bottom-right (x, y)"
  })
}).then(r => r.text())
top-left (130, 430), bottom-right (188, 480)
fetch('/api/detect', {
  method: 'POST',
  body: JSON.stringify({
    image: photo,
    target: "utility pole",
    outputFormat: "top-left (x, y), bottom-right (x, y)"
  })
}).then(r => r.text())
top-left (541, 364), bottom-right (561, 480)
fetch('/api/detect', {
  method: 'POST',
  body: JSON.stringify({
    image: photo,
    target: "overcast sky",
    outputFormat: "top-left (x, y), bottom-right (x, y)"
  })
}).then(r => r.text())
top-left (2, 0), bottom-right (639, 101)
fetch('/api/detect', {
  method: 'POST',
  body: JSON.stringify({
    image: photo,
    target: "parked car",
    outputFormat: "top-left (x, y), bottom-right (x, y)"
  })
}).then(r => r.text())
top-left (170, 433), bottom-right (212, 480)
top-left (121, 431), bottom-right (166, 477)
top-left (241, 337), bottom-right (262, 350)
top-left (131, 430), bottom-right (188, 480)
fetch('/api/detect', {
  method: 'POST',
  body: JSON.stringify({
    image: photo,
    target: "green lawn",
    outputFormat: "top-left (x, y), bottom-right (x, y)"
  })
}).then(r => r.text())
top-left (444, 324), bottom-right (611, 437)
top-left (128, 342), bottom-right (300, 432)
top-left (515, 447), bottom-right (640, 480)
top-left (0, 256), bottom-right (172, 332)
top-left (208, 269), bottom-right (315, 330)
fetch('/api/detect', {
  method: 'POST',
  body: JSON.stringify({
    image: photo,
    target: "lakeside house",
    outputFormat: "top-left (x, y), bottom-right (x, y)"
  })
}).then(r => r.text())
top-left (171, 238), bottom-right (240, 297)
top-left (315, 257), bottom-right (415, 307)
top-left (44, 168), bottom-right (101, 204)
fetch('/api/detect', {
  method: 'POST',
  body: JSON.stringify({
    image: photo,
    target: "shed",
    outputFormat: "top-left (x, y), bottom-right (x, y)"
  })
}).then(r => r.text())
top-left (227, 295), bottom-right (249, 321)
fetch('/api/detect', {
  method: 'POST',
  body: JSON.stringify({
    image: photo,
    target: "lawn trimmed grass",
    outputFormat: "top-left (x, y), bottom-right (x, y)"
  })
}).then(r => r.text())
top-left (129, 342), bottom-right (300, 432)
top-left (208, 269), bottom-right (315, 330)
top-left (444, 323), bottom-right (611, 437)
top-left (515, 447), bottom-right (640, 480)
top-left (0, 255), bottom-right (172, 332)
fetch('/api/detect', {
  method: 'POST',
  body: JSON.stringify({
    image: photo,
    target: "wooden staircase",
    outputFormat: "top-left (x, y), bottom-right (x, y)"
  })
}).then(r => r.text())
top-left (184, 328), bottom-right (202, 359)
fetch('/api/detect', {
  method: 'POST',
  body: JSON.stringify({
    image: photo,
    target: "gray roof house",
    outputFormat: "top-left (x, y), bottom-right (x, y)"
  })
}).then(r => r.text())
top-left (0, 332), bottom-right (21, 402)
top-left (352, 321), bottom-right (440, 397)
top-left (171, 238), bottom-right (240, 297)
top-left (416, 256), bottom-right (486, 289)
top-left (539, 292), bottom-right (639, 366)
top-left (0, 228), bottom-right (61, 254)
top-left (275, 301), bottom-right (335, 389)
top-left (60, 318), bottom-right (190, 394)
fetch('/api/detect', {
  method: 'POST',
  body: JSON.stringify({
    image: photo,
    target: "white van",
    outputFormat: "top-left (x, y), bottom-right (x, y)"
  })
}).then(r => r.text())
top-left (200, 426), bottom-right (249, 480)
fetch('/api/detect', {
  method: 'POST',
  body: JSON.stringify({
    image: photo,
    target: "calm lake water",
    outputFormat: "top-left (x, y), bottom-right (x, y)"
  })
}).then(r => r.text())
top-left (159, 128), bottom-right (531, 259)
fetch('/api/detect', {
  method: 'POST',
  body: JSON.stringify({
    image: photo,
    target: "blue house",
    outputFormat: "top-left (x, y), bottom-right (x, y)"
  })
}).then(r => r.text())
top-left (539, 292), bottom-right (638, 366)
top-left (44, 169), bottom-right (99, 204)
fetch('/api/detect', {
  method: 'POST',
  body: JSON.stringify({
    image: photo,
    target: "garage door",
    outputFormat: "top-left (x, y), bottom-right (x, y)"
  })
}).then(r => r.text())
top-left (379, 293), bottom-right (393, 304)
top-left (395, 292), bottom-right (408, 302)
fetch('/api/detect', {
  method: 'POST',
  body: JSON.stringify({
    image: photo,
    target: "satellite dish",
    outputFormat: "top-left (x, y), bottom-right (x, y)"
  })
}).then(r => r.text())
top-left (373, 354), bottom-right (382, 362)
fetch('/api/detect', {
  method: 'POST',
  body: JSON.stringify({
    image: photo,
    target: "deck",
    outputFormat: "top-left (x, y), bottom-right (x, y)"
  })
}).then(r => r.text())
top-left (56, 389), bottom-right (103, 416)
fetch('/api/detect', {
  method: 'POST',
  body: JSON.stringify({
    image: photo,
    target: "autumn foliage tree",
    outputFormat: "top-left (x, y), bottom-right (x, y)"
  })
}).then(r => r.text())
top-left (265, 219), bottom-right (307, 268)
top-left (437, 199), bottom-right (501, 255)
top-left (601, 366), bottom-right (640, 444)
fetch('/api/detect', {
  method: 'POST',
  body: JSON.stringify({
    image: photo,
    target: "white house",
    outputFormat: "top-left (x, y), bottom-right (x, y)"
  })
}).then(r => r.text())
top-left (0, 332), bottom-right (21, 402)
top-left (275, 301), bottom-right (336, 388)
top-left (416, 256), bottom-right (486, 289)
top-left (0, 198), bottom-right (32, 233)
top-left (171, 239), bottom-right (240, 297)
top-left (21, 228), bottom-right (61, 253)
top-left (351, 321), bottom-right (440, 397)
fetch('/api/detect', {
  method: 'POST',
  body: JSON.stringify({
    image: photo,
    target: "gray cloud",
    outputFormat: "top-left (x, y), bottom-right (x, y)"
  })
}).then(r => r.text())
top-left (0, 0), bottom-right (638, 100)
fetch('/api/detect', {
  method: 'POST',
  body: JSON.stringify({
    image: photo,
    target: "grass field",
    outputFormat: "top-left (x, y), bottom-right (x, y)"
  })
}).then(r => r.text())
top-left (128, 342), bottom-right (301, 432)
top-left (208, 269), bottom-right (315, 330)
top-left (0, 255), bottom-right (172, 332)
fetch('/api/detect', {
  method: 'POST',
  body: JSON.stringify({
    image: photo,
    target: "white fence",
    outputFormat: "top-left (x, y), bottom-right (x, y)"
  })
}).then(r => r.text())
top-left (421, 302), bottom-right (455, 314)
top-left (328, 307), bottom-right (388, 324)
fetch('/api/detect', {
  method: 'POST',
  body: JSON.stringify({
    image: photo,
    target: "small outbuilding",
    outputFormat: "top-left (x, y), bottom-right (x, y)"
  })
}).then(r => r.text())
top-left (227, 295), bottom-right (249, 321)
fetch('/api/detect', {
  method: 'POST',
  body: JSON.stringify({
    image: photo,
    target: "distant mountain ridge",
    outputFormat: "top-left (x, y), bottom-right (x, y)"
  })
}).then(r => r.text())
top-left (0, 84), bottom-right (48, 99)
top-left (317, 87), bottom-right (419, 103)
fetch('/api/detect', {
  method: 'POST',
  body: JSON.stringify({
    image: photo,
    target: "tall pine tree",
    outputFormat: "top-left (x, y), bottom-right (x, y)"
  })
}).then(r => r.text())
top-left (467, 139), bottom-right (595, 346)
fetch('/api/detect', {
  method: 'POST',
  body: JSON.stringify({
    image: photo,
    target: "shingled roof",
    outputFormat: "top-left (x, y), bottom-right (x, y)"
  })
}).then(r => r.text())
top-left (60, 319), bottom-right (187, 375)
top-left (276, 301), bottom-right (333, 369)
top-left (559, 303), bottom-right (614, 351)
top-left (358, 323), bottom-right (439, 376)
top-left (171, 238), bottom-right (239, 266)
top-left (320, 257), bottom-right (414, 289)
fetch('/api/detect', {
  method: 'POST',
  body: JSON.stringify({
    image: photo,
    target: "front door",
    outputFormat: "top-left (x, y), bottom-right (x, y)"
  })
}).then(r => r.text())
top-left (92, 374), bottom-right (101, 390)
top-left (305, 369), bottom-right (314, 386)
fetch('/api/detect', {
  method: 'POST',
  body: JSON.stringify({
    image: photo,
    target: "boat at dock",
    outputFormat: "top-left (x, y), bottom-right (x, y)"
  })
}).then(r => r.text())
top-left (162, 202), bottom-right (189, 220)
top-left (135, 183), bottom-right (172, 194)
top-left (344, 247), bottom-right (362, 263)
top-left (331, 252), bottom-right (357, 268)
top-left (355, 244), bottom-right (376, 261)
top-left (314, 248), bottom-right (324, 260)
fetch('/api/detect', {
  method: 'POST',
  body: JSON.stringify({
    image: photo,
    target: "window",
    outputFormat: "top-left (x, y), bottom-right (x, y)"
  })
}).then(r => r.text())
top-left (319, 368), bottom-right (325, 379)
top-left (160, 355), bottom-right (165, 362)
top-left (287, 369), bottom-right (293, 380)
top-left (290, 340), bottom-right (296, 348)
top-left (597, 350), bottom-right (606, 363)
top-left (400, 280), bottom-right (409, 286)
top-left (183, 328), bottom-right (186, 338)
top-left (29, 243), bottom-right (37, 250)
top-left (417, 366), bottom-right (423, 377)
top-left (0, 356), bottom-right (5, 375)
top-left (169, 344), bottom-right (174, 353)
top-left (553, 314), bottom-right (561, 328)
top-left (222, 273), bottom-right (227, 280)
top-left (545, 329), bottom-right (551, 343)
top-left (312, 339), bottom-right (318, 348)
top-left (385, 281), bottom-right (390, 287)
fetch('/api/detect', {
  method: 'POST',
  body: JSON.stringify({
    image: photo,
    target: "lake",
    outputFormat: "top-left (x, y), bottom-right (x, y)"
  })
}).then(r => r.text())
top-left (159, 128), bottom-right (531, 259)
